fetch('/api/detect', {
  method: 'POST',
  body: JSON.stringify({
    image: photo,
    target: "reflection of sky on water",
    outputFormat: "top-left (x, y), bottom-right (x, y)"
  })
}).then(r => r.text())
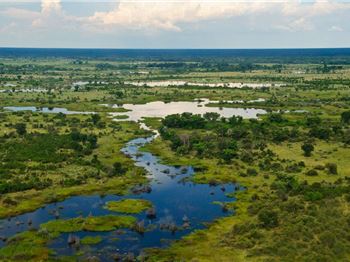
top-left (110, 99), bottom-right (266, 121)
top-left (3, 106), bottom-right (94, 115)
top-left (0, 134), bottom-right (239, 261)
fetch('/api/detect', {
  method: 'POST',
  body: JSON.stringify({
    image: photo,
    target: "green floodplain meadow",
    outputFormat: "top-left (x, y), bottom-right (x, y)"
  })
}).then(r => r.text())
top-left (0, 52), bottom-right (350, 261)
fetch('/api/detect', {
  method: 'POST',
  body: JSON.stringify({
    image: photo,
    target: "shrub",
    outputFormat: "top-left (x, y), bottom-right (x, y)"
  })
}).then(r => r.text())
top-left (247, 168), bottom-right (258, 176)
top-left (301, 142), bottom-right (314, 157)
top-left (306, 169), bottom-right (318, 176)
top-left (258, 209), bottom-right (279, 228)
top-left (15, 123), bottom-right (27, 136)
top-left (325, 163), bottom-right (338, 175)
top-left (341, 111), bottom-right (350, 124)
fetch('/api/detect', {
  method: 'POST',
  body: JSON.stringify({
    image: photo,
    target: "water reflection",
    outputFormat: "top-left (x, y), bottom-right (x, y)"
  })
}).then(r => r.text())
top-left (3, 106), bottom-right (94, 115)
top-left (109, 99), bottom-right (266, 121)
top-left (0, 134), bottom-right (239, 261)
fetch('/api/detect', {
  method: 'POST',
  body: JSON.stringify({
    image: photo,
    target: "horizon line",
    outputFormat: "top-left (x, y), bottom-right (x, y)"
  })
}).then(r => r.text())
top-left (1, 47), bottom-right (350, 50)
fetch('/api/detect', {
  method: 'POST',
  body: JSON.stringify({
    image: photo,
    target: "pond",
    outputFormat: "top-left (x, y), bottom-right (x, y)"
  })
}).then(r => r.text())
top-left (0, 88), bottom-right (50, 93)
top-left (3, 106), bottom-right (94, 115)
top-left (125, 80), bottom-right (285, 88)
top-left (109, 99), bottom-right (266, 121)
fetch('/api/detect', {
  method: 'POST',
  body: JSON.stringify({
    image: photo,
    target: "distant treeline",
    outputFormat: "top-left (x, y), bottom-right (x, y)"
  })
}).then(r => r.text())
top-left (1, 48), bottom-right (350, 64)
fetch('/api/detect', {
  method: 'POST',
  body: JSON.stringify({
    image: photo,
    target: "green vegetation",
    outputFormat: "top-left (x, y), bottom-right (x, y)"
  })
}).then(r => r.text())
top-left (41, 215), bottom-right (136, 233)
top-left (0, 230), bottom-right (51, 262)
top-left (0, 110), bottom-right (150, 218)
top-left (105, 198), bottom-right (152, 214)
top-left (0, 215), bottom-right (136, 261)
top-left (80, 236), bottom-right (103, 245)
top-left (1, 54), bottom-right (350, 261)
top-left (143, 109), bottom-right (350, 261)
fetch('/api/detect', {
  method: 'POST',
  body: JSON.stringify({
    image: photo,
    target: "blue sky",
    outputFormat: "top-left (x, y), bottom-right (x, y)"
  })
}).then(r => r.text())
top-left (0, 0), bottom-right (349, 48)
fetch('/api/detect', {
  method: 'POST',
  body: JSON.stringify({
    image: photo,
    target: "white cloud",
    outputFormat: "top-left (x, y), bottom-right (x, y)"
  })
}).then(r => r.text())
top-left (83, 0), bottom-right (350, 32)
top-left (329, 25), bottom-right (343, 32)
top-left (87, 0), bottom-right (272, 31)
top-left (41, 0), bottom-right (61, 14)
top-left (1, 0), bottom-right (349, 35)
top-left (0, 8), bottom-right (39, 20)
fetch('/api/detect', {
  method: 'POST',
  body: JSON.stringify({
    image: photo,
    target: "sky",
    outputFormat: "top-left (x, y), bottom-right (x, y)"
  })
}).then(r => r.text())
top-left (0, 0), bottom-right (349, 48)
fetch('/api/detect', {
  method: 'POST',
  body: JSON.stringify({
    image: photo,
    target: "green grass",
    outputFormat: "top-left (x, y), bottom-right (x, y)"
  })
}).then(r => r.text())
top-left (104, 198), bottom-right (152, 214)
top-left (81, 236), bottom-right (103, 245)
top-left (0, 231), bottom-right (51, 262)
top-left (41, 215), bottom-right (137, 233)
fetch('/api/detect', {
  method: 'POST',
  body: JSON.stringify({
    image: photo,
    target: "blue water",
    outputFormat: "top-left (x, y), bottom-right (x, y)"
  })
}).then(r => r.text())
top-left (3, 106), bottom-right (94, 115)
top-left (0, 134), bottom-right (239, 261)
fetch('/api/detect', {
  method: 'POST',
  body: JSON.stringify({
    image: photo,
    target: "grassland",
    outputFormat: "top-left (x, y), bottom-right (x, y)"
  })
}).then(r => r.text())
top-left (1, 55), bottom-right (350, 261)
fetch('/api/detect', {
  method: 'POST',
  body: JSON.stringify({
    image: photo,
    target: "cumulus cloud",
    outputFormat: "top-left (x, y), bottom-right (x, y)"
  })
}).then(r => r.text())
top-left (81, 0), bottom-right (350, 32)
top-left (1, 0), bottom-right (350, 33)
top-left (41, 0), bottom-right (61, 13)
top-left (87, 0), bottom-right (273, 31)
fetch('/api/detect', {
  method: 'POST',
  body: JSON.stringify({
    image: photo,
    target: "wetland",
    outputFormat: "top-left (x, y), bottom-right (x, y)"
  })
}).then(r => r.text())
top-left (0, 49), bottom-right (350, 261)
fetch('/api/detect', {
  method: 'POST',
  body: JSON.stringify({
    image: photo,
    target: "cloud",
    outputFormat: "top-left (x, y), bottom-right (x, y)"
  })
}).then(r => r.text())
top-left (41, 0), bottom-right (62, 14)
top-left (275, 17), bottom-right (314, 32)
top-left (1, 0), bottom-right (350, 35)
top-left (329, 25), bottom-right (343, 32)
top-left (0, 8), bottom-right (39, 20)
top-left (87, 0), bottom-right (271, 31)
top-left (83, 0), bottom-right (350, 32)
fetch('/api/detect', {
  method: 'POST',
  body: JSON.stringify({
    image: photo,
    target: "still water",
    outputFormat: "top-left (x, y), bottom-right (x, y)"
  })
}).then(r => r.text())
top-left (0, 134), bottom-right (239, 261)
top-left (3, 106), bottom-right (94, 115)
top-left (109, 99), bottom-right (266, 122)
top-left (0, 101), bottom-right (262, 260)
top-left (125, 80), bottom-right (285, 88)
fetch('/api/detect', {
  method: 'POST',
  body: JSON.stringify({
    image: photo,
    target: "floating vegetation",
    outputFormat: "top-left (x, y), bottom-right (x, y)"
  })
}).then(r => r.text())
top-left (104, 199), bottom-right (152, 214)
top-left (81, 236), bottom-right (103, 245)
top-left (41, 215), bottom-right (137, 233)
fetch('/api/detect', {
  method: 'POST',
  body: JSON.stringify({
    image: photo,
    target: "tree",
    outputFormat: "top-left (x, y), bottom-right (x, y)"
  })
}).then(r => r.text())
top-left (203, 112), bottom-right (220, 122)
top-left (309, 127), bottom-right (331, 140)
top-left (306, 116), bottom-right (321, 127)
top-left (341, 111), bottom-right (350, 124)
top-left (91, 114), bottom-right (101, 125)
top-left (306, 169), bottom-right (318, 176)
top-left (220, 148), bottom-right (237, 163)
top-left (268, 113), bottom-right (285, 123)
top-left (111, 162), bottom-right (127, 176)
top-left (301, 142), bottom-right (314, 157)
top-left (258, 209), bottom-right (279, 228)
top-left (325, 163), bottom-right (338, 175)
top-left (15, 123), bottom-right (27, 136)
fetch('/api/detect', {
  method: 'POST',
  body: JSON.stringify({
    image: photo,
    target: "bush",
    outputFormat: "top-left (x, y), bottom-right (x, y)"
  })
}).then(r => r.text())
top-left (306, 169), bottom-right (318, 176)
top-left (15, 123), bottom-right (27, 136)
top-left (301, 142), bottom-right (314, 157)
top-left (247, 168), bottom-right (258, 176)
top-left (258, 209), bottom-right (279, 228)
top-left (341, 111), bottom-right (350, 124)
top-left (325, 163), bottom-right (338, 175)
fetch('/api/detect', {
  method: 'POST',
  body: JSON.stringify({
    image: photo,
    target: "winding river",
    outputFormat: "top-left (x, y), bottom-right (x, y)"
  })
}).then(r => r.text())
top-left (0, 101), bottom-right (263, 260)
